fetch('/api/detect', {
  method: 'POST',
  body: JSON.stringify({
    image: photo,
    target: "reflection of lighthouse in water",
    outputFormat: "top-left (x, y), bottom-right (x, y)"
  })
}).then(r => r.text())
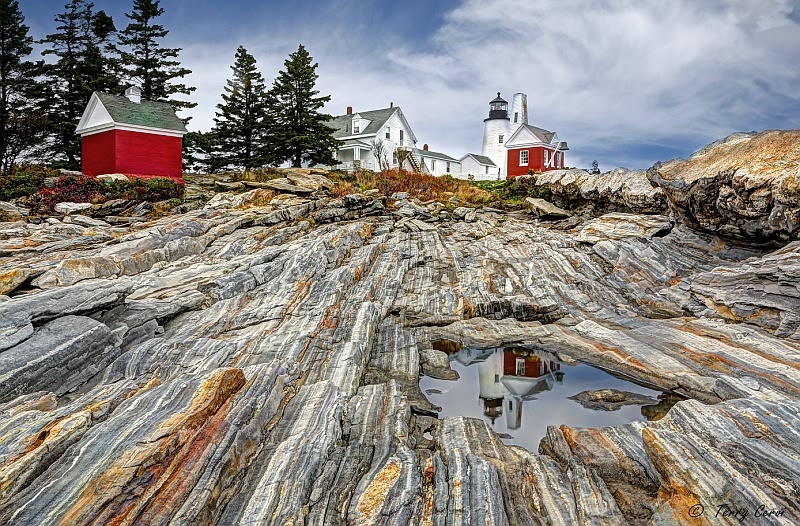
top-left (475, 348), bottom-right (563, 430)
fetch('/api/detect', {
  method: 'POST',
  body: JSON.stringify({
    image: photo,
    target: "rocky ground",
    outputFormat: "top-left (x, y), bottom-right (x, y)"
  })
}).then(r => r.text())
top-left (1, 131), bottom-right (799, 525)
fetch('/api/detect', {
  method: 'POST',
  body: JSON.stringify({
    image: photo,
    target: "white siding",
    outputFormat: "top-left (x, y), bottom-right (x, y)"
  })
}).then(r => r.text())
top-left (460, 156), bottom-right (501, 181)
top-left (481, 118), bottom-right (510, 177)
top-left (419, 154), bottom-right (461, 176)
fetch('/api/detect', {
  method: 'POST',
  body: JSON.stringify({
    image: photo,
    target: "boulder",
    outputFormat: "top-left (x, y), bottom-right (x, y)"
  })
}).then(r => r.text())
top-left (285, 171), bottom-right (333, 191)
top-left (576, 213), bottom-right (673, 243)
top-left (452, 206), bottom-right (475, 220)
top-left (206, 189), bottom-right (274, 210)
top-left (525, 197), bottom-right (571, 219)
top-left (0, 201), bottom-right (29, 219)
top-left (534, 168), bottom-right (666, 214)
top-left (649, 130), bottom-right (800, 245)
top-left (96, 173), bottom-right (129, 182)
top-left (214, 180), bottom-right (245, 191)
top-left (568, 389), bottom-right (658, 411)
top-left (243, 178), bottom-right (313, 195)
top-left (54, 202), bottom-right (94, 215)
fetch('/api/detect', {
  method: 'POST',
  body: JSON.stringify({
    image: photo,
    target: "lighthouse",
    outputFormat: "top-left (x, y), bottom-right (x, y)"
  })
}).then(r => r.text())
top-left (481, 93), bottom-right (510, 176)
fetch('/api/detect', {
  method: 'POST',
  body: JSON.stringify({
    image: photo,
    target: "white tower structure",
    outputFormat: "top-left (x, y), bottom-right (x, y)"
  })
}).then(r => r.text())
top-left (510, 93), bottom-right (528, 133)
top-left (481, 93), bottom-right (511, 177)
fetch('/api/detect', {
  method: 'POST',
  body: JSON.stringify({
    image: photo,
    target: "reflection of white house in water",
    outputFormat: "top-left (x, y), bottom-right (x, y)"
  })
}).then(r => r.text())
top-left (470, 348), bottom-right (563, 430)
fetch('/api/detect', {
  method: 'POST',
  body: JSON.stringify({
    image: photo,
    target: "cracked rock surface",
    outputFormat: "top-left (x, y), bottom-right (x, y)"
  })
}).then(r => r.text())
top-left (1, 173), bottom-right (799, 524)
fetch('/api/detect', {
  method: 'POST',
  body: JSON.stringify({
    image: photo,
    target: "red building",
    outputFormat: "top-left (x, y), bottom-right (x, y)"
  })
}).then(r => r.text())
top-left (75, 87), bottom-right (187, 181)
top-left (505, 124), bottom-right (569, 178)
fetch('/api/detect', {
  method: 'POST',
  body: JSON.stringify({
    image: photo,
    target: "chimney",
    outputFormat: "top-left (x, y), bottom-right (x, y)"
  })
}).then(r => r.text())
top-left (125, 86), bottom-right (141, 103)
top-left (423, 144), bottom-right (429, 151)
top-left (390, 102), bottom-right (394, 108)
top-left (346, 106), bottom-right (353, 115)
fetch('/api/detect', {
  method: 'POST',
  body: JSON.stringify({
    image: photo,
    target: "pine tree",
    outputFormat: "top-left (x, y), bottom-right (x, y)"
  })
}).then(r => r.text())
top-left (40, 0), bottom-right (120, 167)
top-left (265, 44), bottom-right (338, 167)
top-left (118, 0), bottom-right (195, 113)
top-left (0, 0), bottom-right (46, 171)
top-left (211, 46), bottom-right (270, 170)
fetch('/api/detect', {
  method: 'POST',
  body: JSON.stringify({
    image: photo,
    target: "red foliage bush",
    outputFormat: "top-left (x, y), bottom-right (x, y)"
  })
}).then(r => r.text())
top-left (25, 173), bottom-right (184, 215)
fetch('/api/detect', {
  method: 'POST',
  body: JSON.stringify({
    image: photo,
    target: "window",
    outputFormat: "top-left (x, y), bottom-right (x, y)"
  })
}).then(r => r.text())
top-left (508, 400), bottom-right (512, 410)
top-left (514, 112), bottom-right (518, 123)
top-left (446, 162), bottom-right (450, 173)
top-left (431, 159), bottom-right (436, 171)
top-left (485, 166), bottom-right (489, 175)
top-left (544, 150), bottom-right (549, 165)
top-left (516, 358), bottom-right (525, 375)
top-left (399, 130), bottom-right (404, 145)
top-left (494, 374), bottom-right (500, 383)
top-left (520, 150), bottom-right (529, 166)
top-left (392, 151), bottom-right (397, 164)
top-left (385, 126), bottom-right (390, 139)
top-left (498, 134), bottom-right (504, 144)
top-left (353, 123), bottom-right (360, 134)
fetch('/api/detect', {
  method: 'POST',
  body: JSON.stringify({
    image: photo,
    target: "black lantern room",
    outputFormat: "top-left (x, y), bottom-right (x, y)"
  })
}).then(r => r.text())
top-left (488, 92), bottom-right (508, 120)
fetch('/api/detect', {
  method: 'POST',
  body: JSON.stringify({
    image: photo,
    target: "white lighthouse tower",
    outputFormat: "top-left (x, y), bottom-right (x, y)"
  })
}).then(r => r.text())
top-left (481, 93), bottom-right (510, 177)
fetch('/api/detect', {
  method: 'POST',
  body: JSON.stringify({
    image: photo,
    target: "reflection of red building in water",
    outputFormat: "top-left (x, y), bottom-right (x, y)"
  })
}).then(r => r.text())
top-left (477, 348), bottom-right (563, 430)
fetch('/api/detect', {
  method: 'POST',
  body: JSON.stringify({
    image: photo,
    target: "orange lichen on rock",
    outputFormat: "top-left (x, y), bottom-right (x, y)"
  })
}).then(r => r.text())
top-left (356, 457), bottom-right (403, 524)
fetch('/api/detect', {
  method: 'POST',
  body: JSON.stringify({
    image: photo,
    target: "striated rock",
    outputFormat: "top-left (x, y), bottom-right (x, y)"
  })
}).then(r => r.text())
top-left (526, 196), bottom-right (571, 219)
top-left (0, 144), bottom-right (799, 525)
top-left (577, 213), bottom-right (673, 243)
top-left (534, 168), bottom-right (666, 214)
top-left (285, 170), bottom-right (334, 190)
top-left (568, 389), bottom-right (658, 411)
top-left (649, 130), bottom-right (800, 245)
top-left (0, 201), bottom-right (28, 219)
top-left (243, 178), bottom-right (314, 194)
top-left (54, 202), bottom-right (94, 215)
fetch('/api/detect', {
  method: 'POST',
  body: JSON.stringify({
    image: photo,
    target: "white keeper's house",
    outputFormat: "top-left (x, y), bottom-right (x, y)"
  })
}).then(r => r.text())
top-left (327, 104), bottom-right (425, 172)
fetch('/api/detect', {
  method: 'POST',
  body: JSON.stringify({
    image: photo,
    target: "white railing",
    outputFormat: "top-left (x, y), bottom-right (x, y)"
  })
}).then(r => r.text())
top-left (336, 160), bottom-right (375, 172)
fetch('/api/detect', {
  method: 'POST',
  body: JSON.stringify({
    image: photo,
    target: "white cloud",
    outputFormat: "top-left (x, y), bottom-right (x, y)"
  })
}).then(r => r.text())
top-left (179, 0), bottom-right (800, 169)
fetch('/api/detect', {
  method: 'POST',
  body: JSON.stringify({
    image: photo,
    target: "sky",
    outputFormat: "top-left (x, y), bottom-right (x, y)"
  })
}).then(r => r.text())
top-left (21, 0), bottom-right (800, 170)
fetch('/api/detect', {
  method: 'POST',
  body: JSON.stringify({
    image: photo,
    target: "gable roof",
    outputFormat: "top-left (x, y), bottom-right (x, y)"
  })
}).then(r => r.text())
top-left (506, 124), bottom-right (557, 147)
top-left (418, 149), bottom-right (458, 162)
top-left (459, 153), bottom-right (496, 166)
top-left (76, 92), bottom-right (187, 135)
top-left (327, 106), bottom-right (417, 143)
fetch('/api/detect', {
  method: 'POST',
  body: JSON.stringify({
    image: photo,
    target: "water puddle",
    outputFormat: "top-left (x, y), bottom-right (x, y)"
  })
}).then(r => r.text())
top-left (420, 343), bottom-right (681, 452)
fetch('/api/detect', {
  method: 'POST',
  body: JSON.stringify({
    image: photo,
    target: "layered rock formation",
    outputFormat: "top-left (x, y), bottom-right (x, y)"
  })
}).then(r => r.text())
top-left (650, 130), bottom-right (800, 245)
top-left (1, 135), bottom-right (800, 525)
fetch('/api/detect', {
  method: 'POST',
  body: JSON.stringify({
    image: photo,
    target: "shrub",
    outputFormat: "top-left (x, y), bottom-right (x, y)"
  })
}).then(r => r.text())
top-left (25, 173), bottom-right (184, 215)
top-left (0, 164), bottom-right (59, 200)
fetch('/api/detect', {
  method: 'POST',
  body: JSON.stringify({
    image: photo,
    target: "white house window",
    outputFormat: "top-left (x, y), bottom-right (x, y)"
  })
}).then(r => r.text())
top-left (392, 151), bottom-right (397, 164)
top-left (516, 358), bottom-right (525, 375)
top-left (514, 112), bottom-right (518, 123)
top-left (446, 162), bottom-right (450, 172)
top-left (432, 159), bottom-right (436, 171)
top-left (520, 150), bottom-right (529, 166)
top-left (399, 130), bottom-right (404, 145)
top-left (498, 134), bottom-right (504, 144)
top-left (385, 126), bottom-right (390, 139)
top-left (353, 123), bottom-right (360, 134)
top-left (544, 150), bottom-right (549, 165)
top-left (485, 166), bottom-right (488, 175)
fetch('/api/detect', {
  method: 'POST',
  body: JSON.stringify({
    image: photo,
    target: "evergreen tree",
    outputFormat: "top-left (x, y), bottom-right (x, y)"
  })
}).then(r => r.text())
top-left (183, 130), bottom-right (225, 173)
top-left (118, 0), bottom-right (195, 113)
top-left (265, 44), bottom-right (338, 167)
top-left (211, 46), bottom-right (270, 170)
top-left (40, 0), bottom-right (120, 167)
top-left (0, 0), bottom-right (46, 171)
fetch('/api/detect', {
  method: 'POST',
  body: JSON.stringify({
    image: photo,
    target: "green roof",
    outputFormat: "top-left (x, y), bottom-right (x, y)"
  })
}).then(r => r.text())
top-left (96, 92), bottom-right (187, 132)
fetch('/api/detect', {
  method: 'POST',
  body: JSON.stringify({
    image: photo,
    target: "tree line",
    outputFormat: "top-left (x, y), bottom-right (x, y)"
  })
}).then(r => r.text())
top-left (186, 44), bottom-right (338, 172)
top-left (1, 0), bottom-right (338, 173)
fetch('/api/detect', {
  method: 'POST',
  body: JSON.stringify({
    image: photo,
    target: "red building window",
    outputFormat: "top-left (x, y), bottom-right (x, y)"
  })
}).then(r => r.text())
top-left (520, 150), bottom-right (528, 166)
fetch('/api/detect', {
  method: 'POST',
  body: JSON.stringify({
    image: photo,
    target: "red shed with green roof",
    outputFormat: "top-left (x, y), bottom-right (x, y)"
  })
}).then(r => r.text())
top-left (75, 87), bottom-right (187, 181)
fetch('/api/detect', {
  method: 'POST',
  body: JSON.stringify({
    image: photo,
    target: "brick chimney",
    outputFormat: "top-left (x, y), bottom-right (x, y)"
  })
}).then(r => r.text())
top-left (423, 144), bottom-right (429, 151)
top-left (390, 102), bottom-right (394, 108)
top-left (346, 106), bottom-right (353, 115)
